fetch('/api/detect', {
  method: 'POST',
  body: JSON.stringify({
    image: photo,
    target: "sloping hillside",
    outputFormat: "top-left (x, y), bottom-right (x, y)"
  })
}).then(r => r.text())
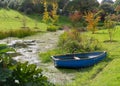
top-left (65, 28), bottom-right (120, 86)
top-left (90, 58), bottom-right (120, 86)
top-left (0, 9), bottom-right (47, 31)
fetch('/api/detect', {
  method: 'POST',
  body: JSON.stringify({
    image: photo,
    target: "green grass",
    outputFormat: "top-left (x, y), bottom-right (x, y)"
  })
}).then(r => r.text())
top-left (0, 9), bottom-right (72, 32)
top-left (0, 28), bottom-right (35, 39)
top-left (58, 16), bottom-right (72, 26)
top-left (64, 27), bottom-right (120, 86)
top-left (39, 50), bottom-right (55, 63)
top-left (0, 9), bottom-right (47, 31)
top-left (65, 61), bottom-right (108, 86)
top-left (90, 59), bottom-right (120, 86)
top-left (39, 49), bottom-right (68, 63)
top-left (1, 8), bottom-right (120, 86)
top-left (40, 26), bottom-right (120, 86)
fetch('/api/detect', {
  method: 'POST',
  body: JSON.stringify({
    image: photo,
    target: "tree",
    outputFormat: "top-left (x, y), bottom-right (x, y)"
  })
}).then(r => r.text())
top-left (55, 0), bottom-right (70, 15)
top-left (85, 12), bottom-right (100, 34)
top-left (69, 11), bottom-right (83, 27)
top-left (0, 0), bottom-right (11, 8)
top-left (61, 0), bottom-right (71, 12)
top-left (7, 0), bottom-right (22, 9)
top-left (104, 15), bottom-right (116, 42)
top-left (42, 0), bottom-right (59, 24)
top-left (99, 0), bottom-right (114, 22)
top-left (42, 0), bottom-right (50, 23)
top-left (50, 1), bottom-right (59, 24)
top-left (101, 0), bottom-right (114, 4)
top-left (32, 0), bottom-right (42, 4)
top-left (65, 0), bottom-right (99, 14)
top-left (69, 11), bottom-right (82, 22)
top-left (100, 3), bottom-right (114, 14)
top-left (114, 0), bottom-right (120, 8)
top-left (100, 0), bottom-right (114, 14)
top-left (114, 0), bottom-right (120, 14)
top-left (115, 5), bottom-right (120, 14)
top-left (32, 0), bottom-right (44, 13)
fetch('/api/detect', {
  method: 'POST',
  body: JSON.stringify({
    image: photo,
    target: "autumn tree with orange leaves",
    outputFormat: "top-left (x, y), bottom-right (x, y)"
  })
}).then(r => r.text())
top-left (50, 1), bottom-right (59, 24)
top-left (69, 11), bottom-right (82, 22)
top-left (115, 5), bottom-right (120, 14)
top-left (69, 11), bottom-right (82, 27)
top-left (42, 0), bottom-right (50, 23)
top-left (42, 0), bottom-right (59, 24)
top-left (85, 12), bottom-right (100, 34)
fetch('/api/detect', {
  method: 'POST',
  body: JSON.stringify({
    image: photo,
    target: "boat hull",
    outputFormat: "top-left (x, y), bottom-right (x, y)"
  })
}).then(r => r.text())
top-left (51, 51), bottom-right (107, 68)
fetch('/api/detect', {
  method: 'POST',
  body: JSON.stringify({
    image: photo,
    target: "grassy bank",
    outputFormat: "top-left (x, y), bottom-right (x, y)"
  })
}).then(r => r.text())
top-left (0, 9), bottom-right (72, 32)
top-left (39, 26), bottom-right (120, 86)
top-left (0, 9), bottom-right (47, 31)
top-left (90, 58), bottom-right (120, 86)
top-left (65, 27), bottom-right (120, 86)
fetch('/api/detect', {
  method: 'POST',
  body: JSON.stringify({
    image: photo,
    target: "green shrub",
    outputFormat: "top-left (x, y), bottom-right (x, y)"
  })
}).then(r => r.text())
top-left (0, 44), bottom-right (15, 85)
top-left (0, 44), bottom-right (15, 58)
top-left (58, 29), bottom-right (102, 53)
top-left (0, 68), bottom-right (13, 86)
top-left (12, 28), bottom-right (35, 38)
top-left (82, 37), bottom-right (102, 52)
top-left (104, 16), bottom-right (117, 42)
top-left (0, 61), bottom-right (54, 86)
top-left (8, 62), bottom-right (54, 86)
top-left (0, 31), bottom-right (8, 39)
top-left (47, 25), bottom-right (57, 32)
top-left (0, 44), bottom-right (54, 86)
top-left (0, 29), bottom-right (35, 39)
top-left (116, 22), bottom-right (120, 25)
top-left (98, 22), bottom-right (104, 27)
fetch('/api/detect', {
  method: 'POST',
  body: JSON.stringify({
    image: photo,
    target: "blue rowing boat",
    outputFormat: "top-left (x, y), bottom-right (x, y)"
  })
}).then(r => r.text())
top-left (51, 51), bottom-right (107, 68)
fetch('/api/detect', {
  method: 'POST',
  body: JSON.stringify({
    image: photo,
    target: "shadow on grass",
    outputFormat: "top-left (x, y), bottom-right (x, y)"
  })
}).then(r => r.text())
top-left (78, 56), bottom-right (112, 73)
top-left (104, 40), bottom-right (118, 43)
top-left (56, 68), bottom-right (79, 74)
top-left (109, 54), bottom-right (120, 59)
top-left (95, 32), bottom-right (108, 34)
top-left (26, 14), bottom-right (43, 22)
top-left (18, 12), bottom-right (43, 22)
